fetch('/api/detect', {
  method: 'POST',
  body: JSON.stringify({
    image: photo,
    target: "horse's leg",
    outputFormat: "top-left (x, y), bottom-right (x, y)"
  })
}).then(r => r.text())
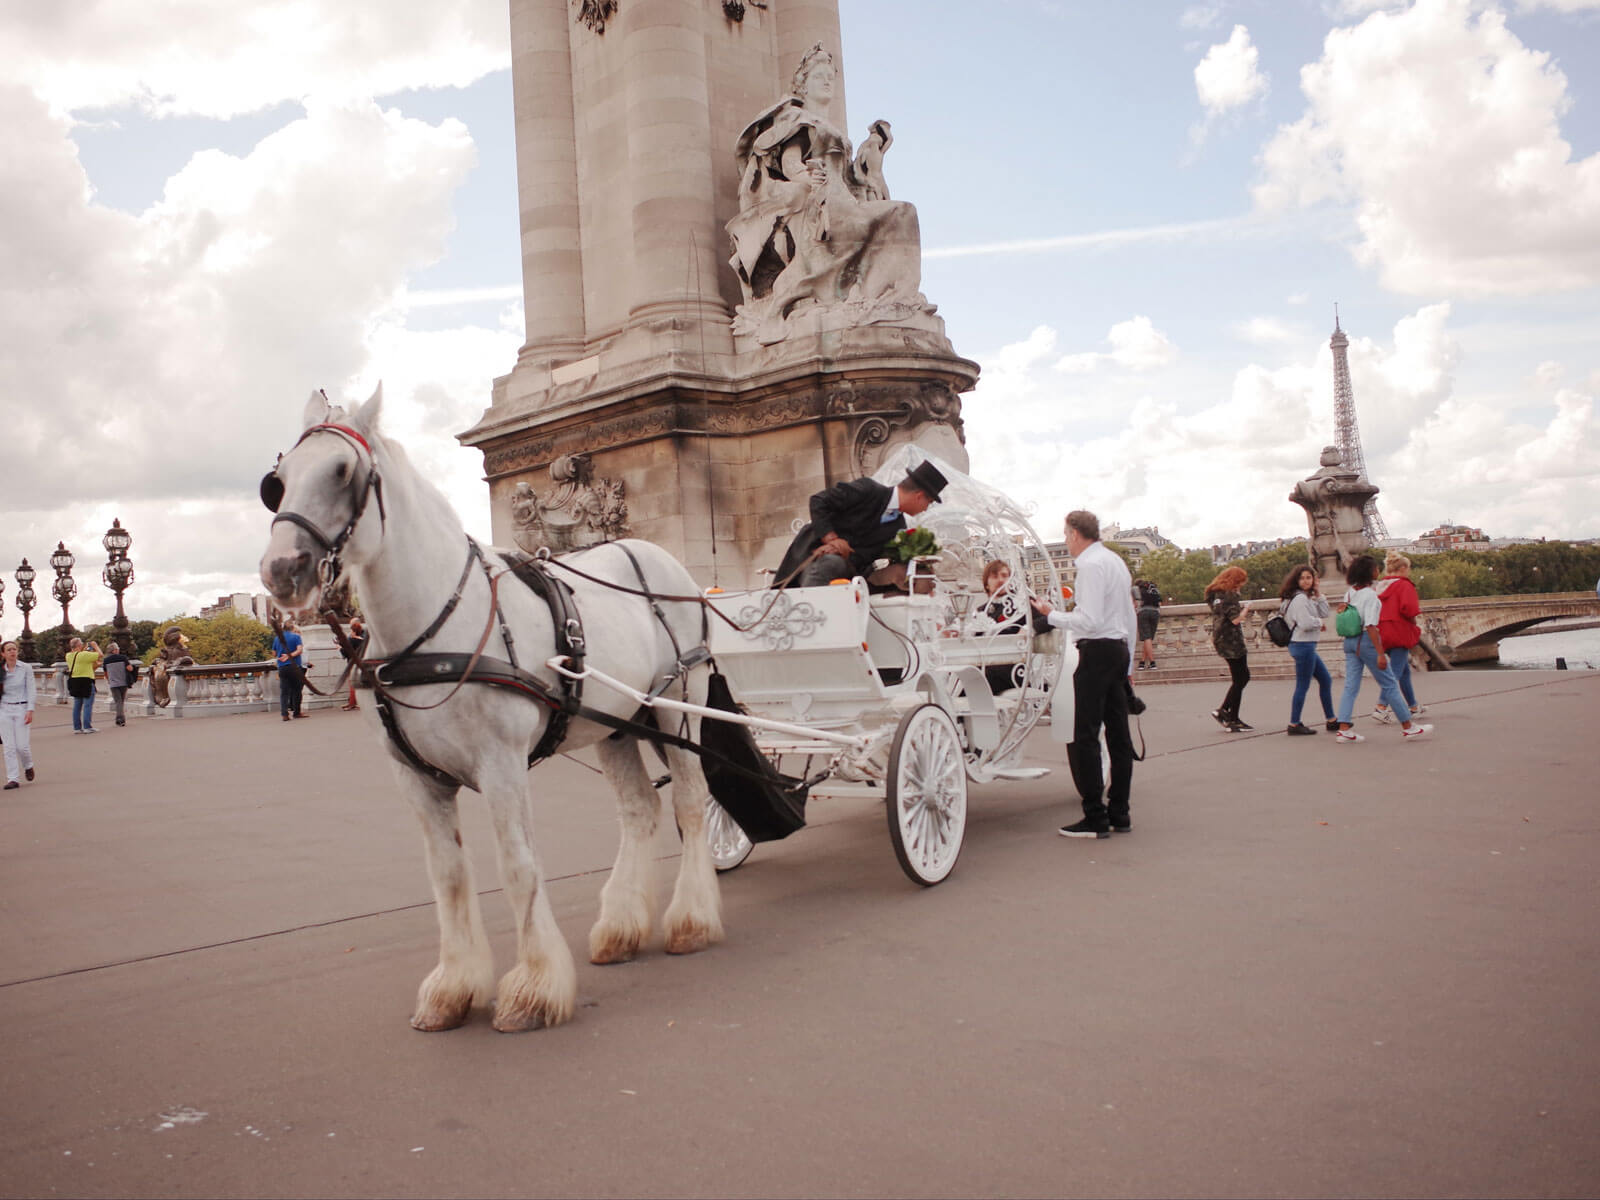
top-left (662, 738), bottom-right (725, 955)
top-left (479, 754), bottom-right (577, 1032)
top-left (398, 766), bottom-right (495, 1032)
top-left (589, 735), bottom-right (660, 964)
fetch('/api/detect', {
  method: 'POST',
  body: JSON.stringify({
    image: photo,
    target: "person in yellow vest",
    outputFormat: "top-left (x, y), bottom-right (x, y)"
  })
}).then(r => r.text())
top-left (65, 637), bottom-right (102, 733)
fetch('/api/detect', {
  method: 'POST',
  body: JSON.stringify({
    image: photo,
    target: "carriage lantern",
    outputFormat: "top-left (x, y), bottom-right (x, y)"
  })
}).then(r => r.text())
top-left (102, 518), bottom-right (135, 639)
top-left (50, 542), bottom-right (77, 633)
top-left (14, 559), bottom-right (37, 661)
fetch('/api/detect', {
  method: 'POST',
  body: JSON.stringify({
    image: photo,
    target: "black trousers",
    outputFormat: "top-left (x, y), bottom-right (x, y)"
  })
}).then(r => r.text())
top-left (1219, 654), bottom-right (1250, 719)
top-left (1066, 638), bottom-right (1135, 826)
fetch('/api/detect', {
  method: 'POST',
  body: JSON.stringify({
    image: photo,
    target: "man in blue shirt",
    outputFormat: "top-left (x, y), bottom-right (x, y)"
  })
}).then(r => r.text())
top-left (272, 622), bottom-right (306, 721)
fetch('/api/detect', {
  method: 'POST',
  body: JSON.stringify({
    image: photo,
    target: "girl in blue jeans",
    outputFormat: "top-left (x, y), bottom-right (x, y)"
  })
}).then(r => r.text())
top-left (1335, 556), bottom-right (1432, 743)
top-left (1277, 565), bottom-right (1336, 734)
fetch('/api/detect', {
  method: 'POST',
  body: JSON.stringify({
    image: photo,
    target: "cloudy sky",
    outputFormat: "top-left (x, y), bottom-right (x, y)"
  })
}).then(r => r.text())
top-left (2, 0), bottom-right (1597, 634)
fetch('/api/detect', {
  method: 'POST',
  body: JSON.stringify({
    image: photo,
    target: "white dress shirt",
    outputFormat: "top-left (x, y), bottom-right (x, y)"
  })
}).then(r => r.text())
top-left (1045, 540), bottom-right (1138, 663)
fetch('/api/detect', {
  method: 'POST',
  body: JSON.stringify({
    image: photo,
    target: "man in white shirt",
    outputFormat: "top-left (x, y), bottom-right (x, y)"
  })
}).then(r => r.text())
top-left (1031, 510), bottom-right (1139, 839)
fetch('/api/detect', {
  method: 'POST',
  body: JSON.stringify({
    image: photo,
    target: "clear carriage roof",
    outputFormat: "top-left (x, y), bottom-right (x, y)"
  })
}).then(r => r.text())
top-left (869, 445), bottom-right (1057, 568)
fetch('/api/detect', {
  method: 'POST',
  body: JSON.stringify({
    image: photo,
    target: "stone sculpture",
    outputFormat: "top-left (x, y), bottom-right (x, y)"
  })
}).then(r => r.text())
top-left (1289, 446), bottom-right (1380, 585)
top-left (148, 625), bottom-right (195, 709)
top-left (510, 453), bottom-right (629, 554)
top-left (726, 43), bottom-right (936, 346)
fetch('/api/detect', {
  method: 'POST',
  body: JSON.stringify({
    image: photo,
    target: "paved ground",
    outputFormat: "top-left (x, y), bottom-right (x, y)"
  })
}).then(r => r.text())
top-left (2, 667), bottom-right (1597, 1198)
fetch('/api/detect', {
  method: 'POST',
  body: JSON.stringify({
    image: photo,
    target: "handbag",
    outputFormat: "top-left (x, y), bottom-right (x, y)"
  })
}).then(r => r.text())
top-left (1335, 604), bottom-right (1364, 638)
top-left (1265, 602), bottom-right (1293, 647)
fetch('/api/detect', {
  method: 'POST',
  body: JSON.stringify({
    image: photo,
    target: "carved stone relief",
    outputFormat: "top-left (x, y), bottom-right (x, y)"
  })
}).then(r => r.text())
top-left (725, 43), bottom-right (938, 346)
top-left (510, 453), bottom-right (630, 553)
top-left (573, 0), bottom-right (618, 34)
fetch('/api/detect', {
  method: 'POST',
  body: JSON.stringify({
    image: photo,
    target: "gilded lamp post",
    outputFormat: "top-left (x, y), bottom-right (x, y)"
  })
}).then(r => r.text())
top-left (14, 560), bottom-right (38, 662)
top-left (50, 542), bottom-right (77, 634)
top-left (102, 519), bottom-right (134, 640)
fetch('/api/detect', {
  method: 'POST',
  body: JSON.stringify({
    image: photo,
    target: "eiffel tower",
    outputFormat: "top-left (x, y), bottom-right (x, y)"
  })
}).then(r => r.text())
top-left (1329, 307), bottom-right (1389, 541)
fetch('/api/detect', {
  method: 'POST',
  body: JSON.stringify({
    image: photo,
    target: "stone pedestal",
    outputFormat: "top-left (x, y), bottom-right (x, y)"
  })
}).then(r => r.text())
top-left (460, 1), bottom-right (973, 587)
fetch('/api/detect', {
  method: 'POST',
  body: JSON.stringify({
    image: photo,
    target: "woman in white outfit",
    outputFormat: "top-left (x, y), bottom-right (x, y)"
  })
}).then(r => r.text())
top-left (1, 640), bottom-right (38, 789)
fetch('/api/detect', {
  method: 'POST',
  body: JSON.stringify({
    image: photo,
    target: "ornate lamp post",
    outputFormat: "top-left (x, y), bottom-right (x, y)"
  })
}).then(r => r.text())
top-left (50, 542), bottom-right (77, 634)
top-left (102, 518), bottom-right (135, 640)
top-left (14, 560), bottom-right (37, 662)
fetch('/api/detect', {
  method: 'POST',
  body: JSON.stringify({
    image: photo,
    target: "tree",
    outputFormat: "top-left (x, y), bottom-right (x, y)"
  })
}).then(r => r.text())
top-left (1137, 546), bottom-right (1220, 604)
top-left (141, 612), bottom-right (274, 665)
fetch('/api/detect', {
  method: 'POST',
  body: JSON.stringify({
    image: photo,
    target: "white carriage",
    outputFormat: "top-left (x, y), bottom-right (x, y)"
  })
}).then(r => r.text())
top-left (693, 448), bottom-right (1076, 886)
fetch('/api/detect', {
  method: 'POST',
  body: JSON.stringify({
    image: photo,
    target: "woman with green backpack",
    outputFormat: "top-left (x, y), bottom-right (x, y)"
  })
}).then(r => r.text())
top-left (1334, 556), bottom-right (1433, 743)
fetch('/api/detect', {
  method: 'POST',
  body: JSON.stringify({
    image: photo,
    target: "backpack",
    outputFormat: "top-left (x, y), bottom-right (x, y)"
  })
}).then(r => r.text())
top-left (1264, 602), bottom-right (1294, 647)
top-left (1335, 603), bottom-right (1364, 638)
top-left (1138, 582), bottom-right (1161, 608)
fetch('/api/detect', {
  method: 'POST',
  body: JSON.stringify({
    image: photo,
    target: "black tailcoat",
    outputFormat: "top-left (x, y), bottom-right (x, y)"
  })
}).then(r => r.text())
top-left (773, 477), bottom-right (905, 585)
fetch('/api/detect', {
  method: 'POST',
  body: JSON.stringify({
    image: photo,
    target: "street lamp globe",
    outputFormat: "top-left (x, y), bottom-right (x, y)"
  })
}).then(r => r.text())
top-left (50, 542), bottom-right (75, 575)
top-left (103, 518), bottom-right (133, 558)
top-left (15, 559), bottom-right (36, 588)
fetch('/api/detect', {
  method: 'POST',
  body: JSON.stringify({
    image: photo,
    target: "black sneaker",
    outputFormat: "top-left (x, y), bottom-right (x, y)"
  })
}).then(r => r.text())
top-left (1286, 723), bottom-right (1317, 736)
top-left (1110, 821), bottom-right (1132, 834)
top-left (1211, 709), bottom-right (1231, 728)
top-left (1230, 719), bottom-right (1254, 732)
top-left (1325, 719), bottom-right (1340, 732)
top-left (1059, 818), bottom-right (1110, 839)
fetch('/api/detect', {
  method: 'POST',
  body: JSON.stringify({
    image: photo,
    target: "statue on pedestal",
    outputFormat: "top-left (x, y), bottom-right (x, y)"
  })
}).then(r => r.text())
top-left (148, 626), bottom-right (195, 708)
top-left (1289, 446), bottom-right (1380, 585)
top-left (726, 44), bottom-right (936, 346)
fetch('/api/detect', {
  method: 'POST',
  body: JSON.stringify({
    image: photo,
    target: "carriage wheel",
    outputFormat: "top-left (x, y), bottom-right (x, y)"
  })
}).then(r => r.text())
top-left (885, 703), bottom-right (968, 886)
top-left (704, 797), bottom-right (754, 872)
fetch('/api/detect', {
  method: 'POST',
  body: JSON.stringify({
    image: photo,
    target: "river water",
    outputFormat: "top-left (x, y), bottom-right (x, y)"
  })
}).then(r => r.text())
top-left (1490, 626), bottom-right (1600, 671)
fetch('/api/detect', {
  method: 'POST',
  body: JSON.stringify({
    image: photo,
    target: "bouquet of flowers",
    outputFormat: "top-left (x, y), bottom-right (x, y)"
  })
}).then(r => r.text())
top-left (887, 526), bottom-right (939, 564)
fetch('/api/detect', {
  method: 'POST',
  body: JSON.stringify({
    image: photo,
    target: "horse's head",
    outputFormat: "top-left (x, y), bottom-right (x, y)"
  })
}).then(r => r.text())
top-left (259, 384), bottom-right (387, 618)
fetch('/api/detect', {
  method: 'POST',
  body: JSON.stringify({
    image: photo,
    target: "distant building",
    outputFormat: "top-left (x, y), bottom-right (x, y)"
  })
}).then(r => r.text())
top-left (1101, 524), bottom-right (1174, 568)
top-left (1209, 536), bottom-right (1307, 564)
top-left (1026, 540), bottom-right (1078, 595)
top-left (1415, 523), bottom-right (1490, 552)
top-left (197, 592), bottom-right (275, 624)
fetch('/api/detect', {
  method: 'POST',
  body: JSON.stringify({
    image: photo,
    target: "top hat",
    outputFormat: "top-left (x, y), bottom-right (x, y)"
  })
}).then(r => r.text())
top-left (900, 460), bottom-right (948, 500)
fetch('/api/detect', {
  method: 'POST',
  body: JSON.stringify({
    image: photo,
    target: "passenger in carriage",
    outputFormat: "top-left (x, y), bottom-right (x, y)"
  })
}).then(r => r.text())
top-left (981, 558), bottom-right (1026, 694)
top-left (772, 461), bottom-right (948, 589)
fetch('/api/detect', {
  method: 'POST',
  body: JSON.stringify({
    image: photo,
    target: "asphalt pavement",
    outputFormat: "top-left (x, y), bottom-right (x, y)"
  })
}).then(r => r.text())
top-left (2, 667), bottom-right (1597, 1198)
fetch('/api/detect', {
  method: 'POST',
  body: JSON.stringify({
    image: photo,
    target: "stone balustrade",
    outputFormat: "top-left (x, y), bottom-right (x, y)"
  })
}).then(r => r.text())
top-left (44, 660), bottom-right (341, 718)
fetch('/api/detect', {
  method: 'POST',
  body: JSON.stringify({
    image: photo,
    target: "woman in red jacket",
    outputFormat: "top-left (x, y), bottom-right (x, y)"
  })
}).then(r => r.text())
top-left (1371, 551), bottom-right (1426, 724)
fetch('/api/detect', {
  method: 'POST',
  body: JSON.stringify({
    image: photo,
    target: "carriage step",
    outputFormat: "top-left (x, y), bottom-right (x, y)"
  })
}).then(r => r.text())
top-left (987, 766), bottom-right (1051, 781)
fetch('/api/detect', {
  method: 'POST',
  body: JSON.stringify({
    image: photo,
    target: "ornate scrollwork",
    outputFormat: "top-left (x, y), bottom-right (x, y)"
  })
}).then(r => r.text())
top-left (511, 453), bottom-right (629, 553)
top-left (574, 0), bottom-right (617, 33)
top-left (736, 591), bottom-right (827, 652)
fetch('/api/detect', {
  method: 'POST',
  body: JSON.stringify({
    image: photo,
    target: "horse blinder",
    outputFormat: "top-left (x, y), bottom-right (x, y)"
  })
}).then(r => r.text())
top-left (260, 471), bottom-right (285, 513)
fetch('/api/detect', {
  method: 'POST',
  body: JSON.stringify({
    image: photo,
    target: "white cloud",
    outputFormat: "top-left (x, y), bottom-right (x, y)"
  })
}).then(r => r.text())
top-left (1195, 25), bottom-right (1268, 115)
top-left (962, 307), bottom-right (1599, 547)
top-left (0, 1), bottom-right (508, 118)
top-left (1514, 0), bottom-right (1600, 10)
top-left (1056, 317), bottom-right (1179, 374)
top-left (1180, 4), bottom-right (1225, 31)
top-left (1254, 0), bottom-right (1600, 295)
top-left (0, 85), bottom-right (515, 628)
top-left (1235, 316), bottom-right (1300, 344)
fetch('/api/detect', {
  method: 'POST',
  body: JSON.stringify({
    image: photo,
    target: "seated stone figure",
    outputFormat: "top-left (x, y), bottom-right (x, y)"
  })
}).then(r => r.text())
top-left (726, 43), bottom-right (935, 346)
top-left (148, 626), bottom-right (195, 709)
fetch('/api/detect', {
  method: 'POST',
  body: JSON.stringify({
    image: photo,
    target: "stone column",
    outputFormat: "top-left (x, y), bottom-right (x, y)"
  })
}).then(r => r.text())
top-left (622, 0), bottom-right (728, 331)
top-left (510, 0), bottom-right (586, 367)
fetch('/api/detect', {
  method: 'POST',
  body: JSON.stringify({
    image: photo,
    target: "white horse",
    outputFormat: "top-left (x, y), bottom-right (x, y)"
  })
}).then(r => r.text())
top-left (259, 385), bottom-right (723, 1032)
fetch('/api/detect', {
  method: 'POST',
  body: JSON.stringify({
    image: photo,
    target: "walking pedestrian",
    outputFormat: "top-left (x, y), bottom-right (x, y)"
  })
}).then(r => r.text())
top-left (272, 621), bottom-right (306, 721)
top-left (1335, 556), bottom-right (1433, 743)
top-left (1133, 578), bottom-right (1162, 670)
top-left (1278, 565), bottom-right (1337, 735)
top-left (101, 641), bottom-right (135, 727)
top-left (1, 640), bottom-right (38, 789)
top-left (1205, 566), bottom-right (1252, 731)
top-left (1030, 510), bottom-right (1139, 839)
top-left (65, 637), bottom-right (102, 733)
top-left (1370, 551), bottom-right (1426, 725)
top-left (341, 617), bottom-right (366, 711)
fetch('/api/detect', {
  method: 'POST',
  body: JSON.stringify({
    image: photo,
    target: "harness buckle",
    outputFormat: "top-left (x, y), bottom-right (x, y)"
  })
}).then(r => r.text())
top-left (564, 618), bottom-right (585, 651)
top-left (535, 546), bottom-right (552, 562)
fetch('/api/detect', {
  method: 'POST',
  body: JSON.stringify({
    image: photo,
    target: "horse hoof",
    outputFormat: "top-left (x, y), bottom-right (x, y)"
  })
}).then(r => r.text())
top-left (589, 943), bottom-right (638, 966)
top-left (491, 1009), bottom-right (549, 1034)
top-left (410, 1007), bottom-right (471, 1032)
top-left (664, 924), bottom-right (713, 956)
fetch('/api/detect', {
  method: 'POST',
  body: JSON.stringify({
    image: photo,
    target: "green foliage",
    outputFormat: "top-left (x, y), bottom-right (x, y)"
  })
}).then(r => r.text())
top-left (1137, 546), bottom-right (1230, 604)
top-left (32, 625), bottom-right (69, 665)
top-left (888, 526), bottom-right (939, 563)
top-left (139, 612), bottom-right (274, 665)
top-left (1238, 543), bottom-right (1318, 601)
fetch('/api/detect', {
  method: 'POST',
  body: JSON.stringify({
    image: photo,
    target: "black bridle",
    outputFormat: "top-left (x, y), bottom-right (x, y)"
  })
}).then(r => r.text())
top-left (261, 422), bottom-right (387, 590)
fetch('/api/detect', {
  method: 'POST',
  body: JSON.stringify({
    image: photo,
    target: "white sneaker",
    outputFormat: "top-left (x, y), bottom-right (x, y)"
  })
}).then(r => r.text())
top-left (1337, 729), bottom-right (1365, 743)
top-left (1369, 707), bottom-right (1394, 725)
top-left (1409, 703), bottom-right (1428, 716)
top-left (1403, 724), bottom-right (1434, 741)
